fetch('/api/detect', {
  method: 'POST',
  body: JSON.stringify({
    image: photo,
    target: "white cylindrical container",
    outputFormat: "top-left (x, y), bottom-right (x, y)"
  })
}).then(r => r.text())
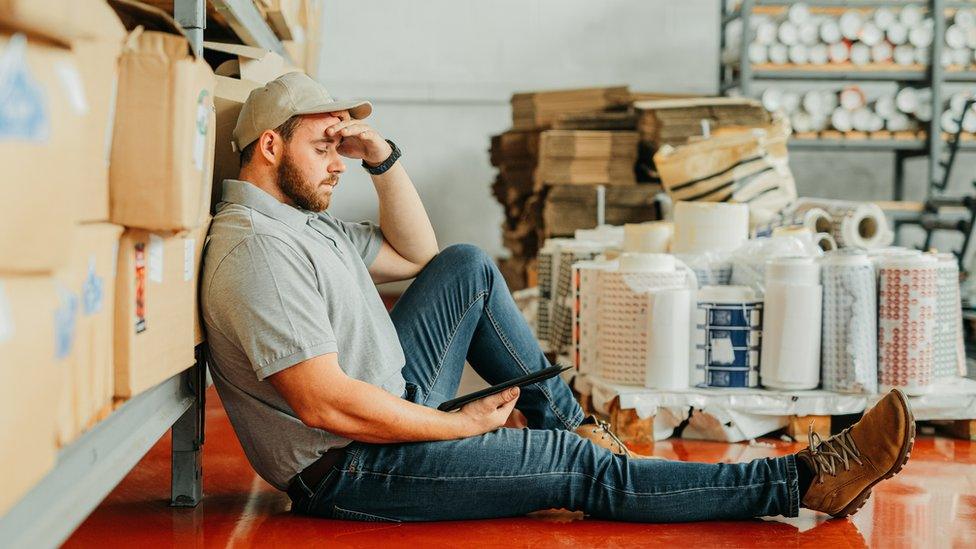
top-left (878, 254), bottom-right (937, 395)
top-left (820, 251), bottom-right (878, 393)
top-left (672, 202), bottom-right (749, 255)
top-left (760, 257), bottom-right (823, 390)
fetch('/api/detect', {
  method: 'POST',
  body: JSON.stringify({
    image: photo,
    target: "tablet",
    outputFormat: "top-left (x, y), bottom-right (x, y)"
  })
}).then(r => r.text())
top-left (436, 365), bottom-right (572, 412)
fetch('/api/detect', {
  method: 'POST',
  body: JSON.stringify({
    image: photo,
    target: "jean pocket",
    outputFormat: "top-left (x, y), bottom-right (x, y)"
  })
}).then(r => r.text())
top-left (332, 505), bottom-right (402, 523)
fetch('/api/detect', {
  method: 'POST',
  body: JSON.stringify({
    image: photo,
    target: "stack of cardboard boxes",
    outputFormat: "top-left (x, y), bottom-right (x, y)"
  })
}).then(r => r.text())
top-left (0, 0), bottom-right (219, 516)
top-left (490, 87), bottom-right (662, 290)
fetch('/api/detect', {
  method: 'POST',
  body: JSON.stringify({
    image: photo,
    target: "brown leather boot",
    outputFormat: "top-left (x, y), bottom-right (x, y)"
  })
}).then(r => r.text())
top-left (575, 416), bottom-right (657, 459)
top-left (797, 389), bottom-right (915, 518)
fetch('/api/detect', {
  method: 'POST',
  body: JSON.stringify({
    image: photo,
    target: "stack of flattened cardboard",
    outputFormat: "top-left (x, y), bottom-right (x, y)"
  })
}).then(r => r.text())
top-left (635, 97), bottom-right (771, 149)
top-left (511, 86), bottom-right (631, 131)
top-left (491, 87), bottom-right (664, 290)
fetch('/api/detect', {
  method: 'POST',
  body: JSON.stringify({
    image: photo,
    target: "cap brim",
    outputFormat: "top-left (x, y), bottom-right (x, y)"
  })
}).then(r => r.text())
top-left (295, 99), bottom-right (372, 120)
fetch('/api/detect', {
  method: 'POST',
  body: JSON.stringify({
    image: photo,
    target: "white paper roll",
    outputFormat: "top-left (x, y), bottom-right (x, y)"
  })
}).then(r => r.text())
top-left (815, 232), bottom-right (837, 251)
top-left (756, 20), bottom-right (778, 45)
top-left (623, 222), bottom-right (672, 254)
top-left (829, 42), bottom-right (850, 63)
top-left (820, 251), bottom-right (878, 393)
top-left (748, 42), bottom-right (769, 64)
top-left (900, 5), bottom-right (924, 28)
top-left (893, 44), bottom-right (915, 65)
top-left (878, 255), bottom-right (937, 395)
top-left (850, 43), bottom-right (871, 65)
top-left (672, 202), bottom-right (750, 255)
top-left (932, 253), bottom-right (966, 379)
top-left (761, 258), bottom-right (822, 390)
top-left (840, 86), bottom-right (866, 110)
top-left (860, 21), bottom-right (884, 46)
top-left (831, 107), bottom-right (853, 131)
top-left (871, 42), bottom-right (894, 63)
top-left (619, 252), bottom-right (674, 273)
top-left (645, 289), bottom-right (692, 390)
top-left (839, 10), bottom-right (863, 41)
top-left (820, 19), bottom-right (842, 44)
top-left (769, 43), bottom-right (790, 65)
top-left (789, 44), bottom-right (810, 65)
top-left (795, 198), bottom-right (893, 249)
top-left (887, 22), bottom-right (909, 46)
top-left (896, 86), bottom-right (919, 113)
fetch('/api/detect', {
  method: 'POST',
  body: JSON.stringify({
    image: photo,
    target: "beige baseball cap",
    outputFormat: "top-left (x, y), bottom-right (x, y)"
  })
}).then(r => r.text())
top-left (232, 72), bottom-right (372, 152)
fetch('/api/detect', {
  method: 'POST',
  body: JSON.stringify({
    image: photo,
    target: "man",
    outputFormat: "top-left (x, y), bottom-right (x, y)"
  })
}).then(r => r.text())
top-left (201, 72), bottom-right (915, 522)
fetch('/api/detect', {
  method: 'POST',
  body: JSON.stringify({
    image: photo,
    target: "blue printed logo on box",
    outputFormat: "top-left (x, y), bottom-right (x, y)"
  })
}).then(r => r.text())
top-left (0, 34), bottom-right (50, 141)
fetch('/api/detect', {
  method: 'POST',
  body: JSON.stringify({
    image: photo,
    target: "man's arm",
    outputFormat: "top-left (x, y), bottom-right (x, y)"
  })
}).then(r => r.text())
top-left (327, 116), bottom-right (439, 282)
top-left (267, 352), bottom-right (520, 444)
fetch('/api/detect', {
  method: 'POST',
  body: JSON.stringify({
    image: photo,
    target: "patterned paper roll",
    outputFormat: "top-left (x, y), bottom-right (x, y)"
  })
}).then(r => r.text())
top-left (795, 198), bottom-right (893, 249)
top-left (932, 253), bottom-right (966, 379)
top-left (672, 201), bottom-right (749, 254)
top-left (693, 285), bottom-right (764, 388)
top-left (760, 257), bottom-right (822, 390)
top-left (820, 251), bottom-right (878, 394)
top-left (598, 257), bottom-right (690, 386)
top-left (878, 254), bottom-right (937, 395)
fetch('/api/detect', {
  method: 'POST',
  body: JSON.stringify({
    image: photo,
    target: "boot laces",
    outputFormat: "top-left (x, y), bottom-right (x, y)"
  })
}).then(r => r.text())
top-left (593, 418), bottom-right (631, 457)
top-left (807, 425), bottom-right (863, 483)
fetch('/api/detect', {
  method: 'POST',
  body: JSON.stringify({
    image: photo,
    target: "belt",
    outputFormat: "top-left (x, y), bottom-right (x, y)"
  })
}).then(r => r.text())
top-left (286, 447), bottom-right (346, 503)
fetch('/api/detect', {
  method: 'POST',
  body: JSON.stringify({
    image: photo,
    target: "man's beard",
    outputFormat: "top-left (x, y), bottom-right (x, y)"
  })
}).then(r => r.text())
top-left (277, 152), bottom-right (334, 212)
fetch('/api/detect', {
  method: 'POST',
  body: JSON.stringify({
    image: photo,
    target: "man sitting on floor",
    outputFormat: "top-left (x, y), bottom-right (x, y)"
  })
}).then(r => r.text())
top-left (200, 72), bottom-right (914, 522)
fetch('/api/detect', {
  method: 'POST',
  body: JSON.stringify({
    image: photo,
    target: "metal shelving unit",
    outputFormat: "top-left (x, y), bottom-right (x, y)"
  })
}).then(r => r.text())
top-left (0, 1), bottom-right (292, 546)
top-left (720, 0), bottom-right (976, 200)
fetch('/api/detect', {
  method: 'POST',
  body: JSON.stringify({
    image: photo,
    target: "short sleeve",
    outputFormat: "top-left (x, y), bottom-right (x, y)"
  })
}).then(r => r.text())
top-left (336, 218), bottom-right (384, 266)
top-left (205, 235), bottom-right (338, 380)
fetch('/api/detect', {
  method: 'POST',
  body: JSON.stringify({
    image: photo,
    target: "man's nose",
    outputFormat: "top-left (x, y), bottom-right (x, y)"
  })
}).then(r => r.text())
top-left (328, 156), bottom-right (346, 174)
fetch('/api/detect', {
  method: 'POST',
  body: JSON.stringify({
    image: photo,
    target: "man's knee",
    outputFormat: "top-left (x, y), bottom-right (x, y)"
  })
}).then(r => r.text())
top-left (435, 244), bottom-right (493, 272)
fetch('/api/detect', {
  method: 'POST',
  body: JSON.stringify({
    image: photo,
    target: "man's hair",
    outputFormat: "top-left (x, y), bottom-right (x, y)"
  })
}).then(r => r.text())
top-left (239, 116), bottom-right (304, 166)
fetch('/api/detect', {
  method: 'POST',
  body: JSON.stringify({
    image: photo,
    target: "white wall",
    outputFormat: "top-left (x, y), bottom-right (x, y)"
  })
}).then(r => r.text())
top-left (317, 0), bottom-right (719, 262)
top-left (316, 0), bottom-right (976, 265)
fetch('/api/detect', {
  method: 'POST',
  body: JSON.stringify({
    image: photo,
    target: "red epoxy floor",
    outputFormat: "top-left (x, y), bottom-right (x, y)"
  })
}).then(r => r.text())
top-left (62, 389), bottom-right (976, 548)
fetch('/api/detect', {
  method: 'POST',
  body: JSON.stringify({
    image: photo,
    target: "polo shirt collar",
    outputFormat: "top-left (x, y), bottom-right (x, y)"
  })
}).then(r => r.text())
top-left (221, 179), bottom-right (313, 231)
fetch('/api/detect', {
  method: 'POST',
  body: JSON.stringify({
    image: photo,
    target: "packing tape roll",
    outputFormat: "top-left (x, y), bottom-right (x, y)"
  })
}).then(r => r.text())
top-left (878, 254), bottom-right (936, 395)
top-left (672, 201), bottom-right (749, 254)
top-left (820, 251), bottom-right (878, 393)
top-left (693, 285), bottom-right (763, 388)
top-left (760, 258), bottom-right (822, 390)
top-left (795, 198), bottom-right (893, 249)
top-left (623, 222), bottom-right (673, 254)
top-left (932, 253), bottom-right (966, 379)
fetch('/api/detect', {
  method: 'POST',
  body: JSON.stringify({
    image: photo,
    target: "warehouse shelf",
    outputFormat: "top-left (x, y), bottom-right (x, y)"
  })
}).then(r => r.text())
top-left (0, 362), bottom-right (206, 548)
top-left (208, 0), bottom-right (287, 57)
top-left (720, 0), bottom-right (970, 202)
top-left (788, 137), bottom-right (928, 150)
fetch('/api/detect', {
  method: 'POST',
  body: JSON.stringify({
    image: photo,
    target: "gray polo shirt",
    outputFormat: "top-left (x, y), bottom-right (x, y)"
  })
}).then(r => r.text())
top-left (201, 179), bottom-right (406, 490)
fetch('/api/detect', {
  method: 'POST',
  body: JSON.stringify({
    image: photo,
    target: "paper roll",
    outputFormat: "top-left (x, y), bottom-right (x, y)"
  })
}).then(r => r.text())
top-left (597, 260), bottom-right (690, 386)
top-left (623, 222), bottom-right (673, 254)
top-left (820, 251), bottom-right (878, 393)
top-left (672, 201), bottom-right (749, 255)
top-left (619, 252), bottom-right (674, 273)
top-left (795, 198), bottom-right (893, 249)
top-left (644, 289), bottom-right (692, 390)
top-left (932, 253), bottom-right (966, 379)
top-left (878, 255), bottom-right (937, 395)
top-left (815, 232), bottom-right (837, 251)
top-left (760, 258), bottom-right (822, 390)
top-left (693, 285), bottom-right (763, 388)
top-left (753, 207), bottom-right (832, 238)
top-left (572, 260), bottom-right (614, 376)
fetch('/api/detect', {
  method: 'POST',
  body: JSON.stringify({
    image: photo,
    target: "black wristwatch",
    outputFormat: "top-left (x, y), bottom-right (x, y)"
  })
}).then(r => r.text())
top-left (362, 139), bottom-right (401, 175)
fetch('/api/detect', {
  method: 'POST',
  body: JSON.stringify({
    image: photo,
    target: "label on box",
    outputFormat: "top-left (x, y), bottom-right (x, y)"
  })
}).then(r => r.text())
top-left (54, 59), bottom-right (89, 115)
top-left (0, 34), bottom-right (50, 141)
top-left (0, 282), bottom-right (13, 344)
top-left (148, 234), bottom-right (164, 284)
top-left (134, 242), bottom-right (147, 334)
top-left (81, 255), bottom-right (104, 316)
top-left (193, 90), bottom-right (209, 172)
top-left (184, 238), bottom-right (195, 282)
top-left (54, 283), bottom-right (78, 360)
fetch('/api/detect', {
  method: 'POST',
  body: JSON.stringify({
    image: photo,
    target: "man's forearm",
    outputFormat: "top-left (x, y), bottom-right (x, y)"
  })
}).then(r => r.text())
top-left (316, 375), bottom-right (472, 444)
top-left (370, 161), bottom-right (439, 265)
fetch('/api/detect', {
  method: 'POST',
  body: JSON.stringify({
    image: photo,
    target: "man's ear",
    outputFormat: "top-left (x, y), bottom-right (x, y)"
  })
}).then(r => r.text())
top-left (259, 129), bottom-right (280, 164)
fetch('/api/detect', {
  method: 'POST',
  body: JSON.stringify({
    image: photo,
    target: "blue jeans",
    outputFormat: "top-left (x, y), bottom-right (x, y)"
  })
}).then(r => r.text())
top-left (291, 244), bottom-right (800, 522)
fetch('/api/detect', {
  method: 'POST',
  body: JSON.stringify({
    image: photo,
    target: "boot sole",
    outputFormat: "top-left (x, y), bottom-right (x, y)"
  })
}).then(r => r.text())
top-left (831, 389), bottom-right (916, 518)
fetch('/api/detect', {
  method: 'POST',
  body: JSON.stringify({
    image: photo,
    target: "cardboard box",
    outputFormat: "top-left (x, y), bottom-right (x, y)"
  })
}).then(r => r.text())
top-left (72, 2), bottom-right (127, 222)
top-left (0, 276), bottom-right (63, 516)
top-left (204, 41), bottom-right (295, 210)
top-left (108, 0), bottom-right (216, 231)
top-left (0, 0), bottom-right (114, 45)
top-left (54, 223), bottom-right (123, 446)
top-left (266, 0), bottom-right (302, 41)
top-left (0, 32), bottom-right (85, 273)
top-left (114, 222), bottom-right (209, 398)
